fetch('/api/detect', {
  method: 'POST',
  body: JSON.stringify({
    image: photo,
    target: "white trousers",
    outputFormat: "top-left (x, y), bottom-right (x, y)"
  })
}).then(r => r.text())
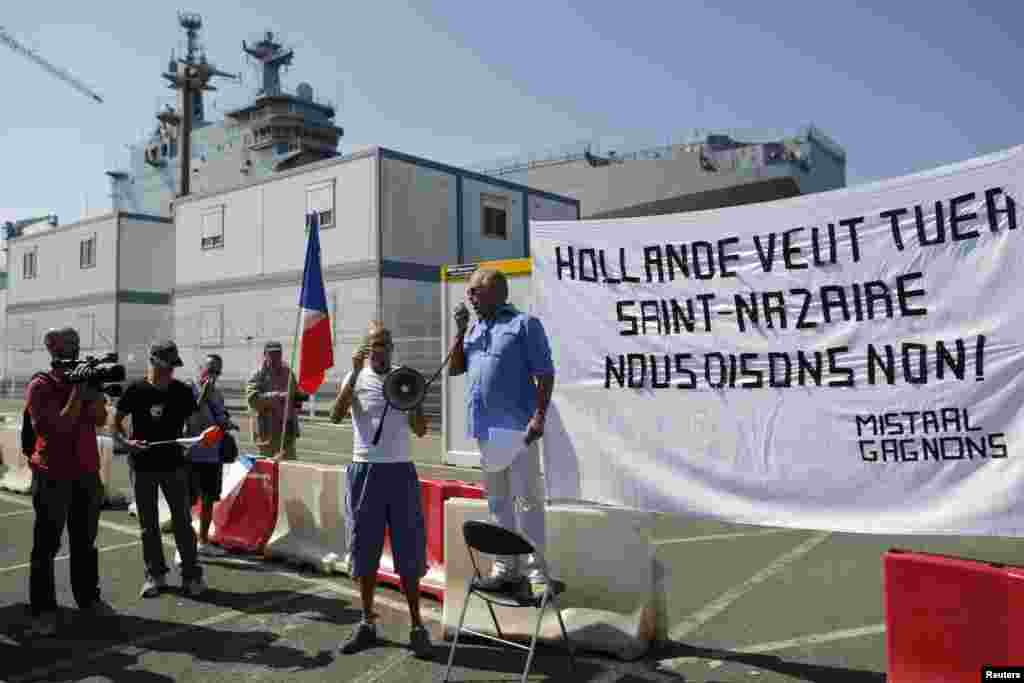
top-left (479, 440), bottom-right (546, 578)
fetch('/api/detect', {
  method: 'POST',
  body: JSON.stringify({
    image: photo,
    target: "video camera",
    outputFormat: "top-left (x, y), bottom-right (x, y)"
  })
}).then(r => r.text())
top-left (52, 352), bottom-right (126, 397)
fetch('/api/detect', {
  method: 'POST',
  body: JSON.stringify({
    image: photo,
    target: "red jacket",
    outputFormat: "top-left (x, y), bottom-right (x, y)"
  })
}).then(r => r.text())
top-left (26, 372), bottom-right (101, 479)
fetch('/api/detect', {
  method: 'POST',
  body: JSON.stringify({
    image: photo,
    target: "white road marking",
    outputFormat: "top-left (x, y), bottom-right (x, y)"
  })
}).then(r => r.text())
top-left (350, 649), bottom-right (414, 683)
top-left (652, 529), bottom-right (794, 545)
top-left (0, 539), bottom-right (141, 574)
top-left (668, 531), bottom-right (831, 645)
top-left (733, 623), bottom-right (886, 654)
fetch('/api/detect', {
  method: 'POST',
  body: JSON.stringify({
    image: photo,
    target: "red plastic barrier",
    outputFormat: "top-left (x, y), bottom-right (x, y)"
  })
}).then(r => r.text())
top-left (376, 478), bottom-right (485, 600)
top-left (884, 548), bottom-right (1024, 682)
top-left (206, 459), bottom-right (279, 554)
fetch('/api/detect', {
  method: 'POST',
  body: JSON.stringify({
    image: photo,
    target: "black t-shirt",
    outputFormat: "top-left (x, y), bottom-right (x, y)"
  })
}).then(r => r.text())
top-left (117, 379), bottom-right (198, 472)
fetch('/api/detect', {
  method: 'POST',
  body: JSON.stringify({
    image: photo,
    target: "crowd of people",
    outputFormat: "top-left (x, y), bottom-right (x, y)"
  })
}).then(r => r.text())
top-left (21, 268), bottom-right (556, 661)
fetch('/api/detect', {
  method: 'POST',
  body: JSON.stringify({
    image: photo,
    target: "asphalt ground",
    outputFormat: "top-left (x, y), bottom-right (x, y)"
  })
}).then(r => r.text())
top-left (2, 398), bottom-right (1024, 681)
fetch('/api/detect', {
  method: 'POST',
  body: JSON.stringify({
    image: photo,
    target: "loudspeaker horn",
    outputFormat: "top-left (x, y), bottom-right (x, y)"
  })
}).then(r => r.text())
top-left (382, 365), bottom-right (428, 412)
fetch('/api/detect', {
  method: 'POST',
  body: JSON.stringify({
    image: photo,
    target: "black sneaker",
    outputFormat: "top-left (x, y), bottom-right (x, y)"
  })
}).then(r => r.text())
top-left (409, 625), bottom-right (431, 659)
top-left (82, 599), bottom-right (117, 617)
top-left (339, 621), bottom-right (377, 654)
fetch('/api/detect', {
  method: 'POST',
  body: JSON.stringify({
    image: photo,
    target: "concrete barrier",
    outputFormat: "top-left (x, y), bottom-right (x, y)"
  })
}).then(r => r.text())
top-left (442, 498), bottom-right (658, 661)
top-left (264, 460), bottom-right (348, 572)
top-left (0, 423), bottom-right (31, 494)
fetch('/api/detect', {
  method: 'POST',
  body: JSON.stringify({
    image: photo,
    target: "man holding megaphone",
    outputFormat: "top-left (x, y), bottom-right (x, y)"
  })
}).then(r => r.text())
top-left (448, 267), bottom-right (556, 595)
top-left (330, 322), bottom-right (432, 658)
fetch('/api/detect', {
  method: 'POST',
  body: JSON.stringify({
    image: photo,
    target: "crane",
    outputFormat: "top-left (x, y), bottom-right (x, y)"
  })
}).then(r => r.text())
top-left (0, 25), bottom-right (103, 103)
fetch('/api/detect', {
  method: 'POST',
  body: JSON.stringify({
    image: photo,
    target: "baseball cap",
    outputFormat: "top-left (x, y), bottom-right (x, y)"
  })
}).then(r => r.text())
top-left (150, 340), bottom-right (184, 368)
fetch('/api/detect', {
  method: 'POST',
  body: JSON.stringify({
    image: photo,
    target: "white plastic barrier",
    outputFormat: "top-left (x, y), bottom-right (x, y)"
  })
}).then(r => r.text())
top-left (264, 460), bottom-right (348, 573)
top-left (0, 430), bottom-right (121, 498)
top-left (0, 423), bottom-right (31, 494)
top-left (442, 498), bottom-right (659, 661)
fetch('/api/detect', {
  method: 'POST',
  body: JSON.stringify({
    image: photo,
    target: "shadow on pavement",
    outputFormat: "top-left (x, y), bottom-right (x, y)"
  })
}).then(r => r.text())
top-left (0, 589), bottom-right (349, 682)
top-left (654, 641), bottom-right (886, 682)
top-left (437, 635), bottom-right (647, 682)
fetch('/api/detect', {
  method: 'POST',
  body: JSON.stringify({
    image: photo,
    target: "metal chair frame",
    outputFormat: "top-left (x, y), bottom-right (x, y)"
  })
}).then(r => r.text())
top-left (443, 520), bottom-right (576, 683)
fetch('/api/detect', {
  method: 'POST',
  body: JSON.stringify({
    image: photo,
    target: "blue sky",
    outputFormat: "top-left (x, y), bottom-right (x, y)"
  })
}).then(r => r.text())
top-left (2, 0), bottom-right (1021, 226)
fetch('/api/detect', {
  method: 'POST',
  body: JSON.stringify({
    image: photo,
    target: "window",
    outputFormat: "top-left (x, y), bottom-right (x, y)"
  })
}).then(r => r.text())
top-left (306, 180), bottom-right (336, 229)
top-left (22, 249), bottom-right (37, 279)
top-left (76, 313), bottom-right (96, 350)
top-left (199, 306), bottom-right (223, 347)
top-left (80, 235), bottom-right (96, 269)
top-left (20, 320), bottom-right (36, 352)
top-left (201, 206), bottom-right (224, 249)
top-left (481, 193), bottom-right (509, 239)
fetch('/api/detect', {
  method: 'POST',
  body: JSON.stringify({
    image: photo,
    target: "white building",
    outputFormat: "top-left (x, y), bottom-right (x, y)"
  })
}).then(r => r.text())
top-left (4, 212), bottom-right (175, 380)
top-left (172, 146), bottom-right (578, 409)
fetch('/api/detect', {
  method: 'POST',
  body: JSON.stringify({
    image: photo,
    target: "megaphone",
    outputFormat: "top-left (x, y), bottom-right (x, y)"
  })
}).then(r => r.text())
top-left (382, 365), bottom-right (428, 412)
top-left (371, 347), bottom-right (458, 446)
top-left (370, 302), bottom-right (473, 445)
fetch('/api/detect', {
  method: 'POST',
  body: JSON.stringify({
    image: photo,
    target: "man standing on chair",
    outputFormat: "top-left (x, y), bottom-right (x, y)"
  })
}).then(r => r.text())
top-left (330, 322), bottom-right (432, 658)
top-left (448, 267), bottom-right (555, 593)
top-left (245, 341), bottom-right (304, 460)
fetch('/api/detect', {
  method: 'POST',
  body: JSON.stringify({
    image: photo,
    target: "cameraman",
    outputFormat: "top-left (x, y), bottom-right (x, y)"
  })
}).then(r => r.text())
top-left (25, 327), bottom-right (113, 637)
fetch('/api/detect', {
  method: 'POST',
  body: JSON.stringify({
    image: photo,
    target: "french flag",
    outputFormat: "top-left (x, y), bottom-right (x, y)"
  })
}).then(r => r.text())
top-left (297, 212), bottom-right (334, 393)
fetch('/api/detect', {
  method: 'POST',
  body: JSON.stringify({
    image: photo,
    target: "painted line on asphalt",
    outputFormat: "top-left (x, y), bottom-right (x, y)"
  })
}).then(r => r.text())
top-left (733, 622), bottom-right (886, 654)
top-left (680, 623), bottom-right (886, 671)
top-left (667, 531), bottom-right (832, 647)
top-left (0, 508), bottom-right (33, 519)
top-left (351, 649), bottom-right (414, 683)
top-left (652, 529), bottom-right (794, 545)
top-left (0, 539), bottom-right (141, 575)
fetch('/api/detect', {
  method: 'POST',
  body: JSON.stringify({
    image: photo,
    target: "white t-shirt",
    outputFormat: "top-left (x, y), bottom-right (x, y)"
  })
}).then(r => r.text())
top-left (344, 366), bottom-right (412, 463)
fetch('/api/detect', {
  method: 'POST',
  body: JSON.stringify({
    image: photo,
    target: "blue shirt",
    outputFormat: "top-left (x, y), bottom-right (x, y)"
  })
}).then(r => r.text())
top-left (186, 381), bottom-right (229, 463)
top-left (463, 304), bottom-right (554, 440)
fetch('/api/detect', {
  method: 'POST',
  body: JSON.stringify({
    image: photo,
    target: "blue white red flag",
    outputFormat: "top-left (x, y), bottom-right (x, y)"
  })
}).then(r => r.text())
top-left (297, 212), bottom-right (334, 393)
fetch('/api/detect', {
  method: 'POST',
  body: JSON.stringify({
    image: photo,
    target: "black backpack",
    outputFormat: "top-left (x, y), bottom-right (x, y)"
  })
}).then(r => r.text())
top-left (21, 372), bottom-right (55, 458)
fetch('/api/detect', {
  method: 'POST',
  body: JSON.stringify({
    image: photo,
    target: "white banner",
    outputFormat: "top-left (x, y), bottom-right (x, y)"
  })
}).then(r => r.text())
top-left (532, 145), bottom-right (1024, 536)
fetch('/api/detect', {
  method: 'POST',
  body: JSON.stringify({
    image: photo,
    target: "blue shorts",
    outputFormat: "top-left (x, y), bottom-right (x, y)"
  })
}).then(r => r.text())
top-left (345, 462), bottom-right (427, 581)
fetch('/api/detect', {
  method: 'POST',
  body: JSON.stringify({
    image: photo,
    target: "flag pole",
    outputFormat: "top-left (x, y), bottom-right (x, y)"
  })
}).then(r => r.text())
top-left (281, 307), bottom-right (301, 455)
top-left (280, 214), bottom-right (311, 455)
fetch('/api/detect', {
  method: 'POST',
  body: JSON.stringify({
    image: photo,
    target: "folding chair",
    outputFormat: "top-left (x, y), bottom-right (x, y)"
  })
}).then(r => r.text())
top-left (443, 520), bottom-right (575, 683)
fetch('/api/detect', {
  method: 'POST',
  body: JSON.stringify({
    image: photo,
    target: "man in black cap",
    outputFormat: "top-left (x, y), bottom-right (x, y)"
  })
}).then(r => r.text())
top-left (113, 340), bottom-right (206, 598)
top-left (245, 340), bottom-right (304, 460)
